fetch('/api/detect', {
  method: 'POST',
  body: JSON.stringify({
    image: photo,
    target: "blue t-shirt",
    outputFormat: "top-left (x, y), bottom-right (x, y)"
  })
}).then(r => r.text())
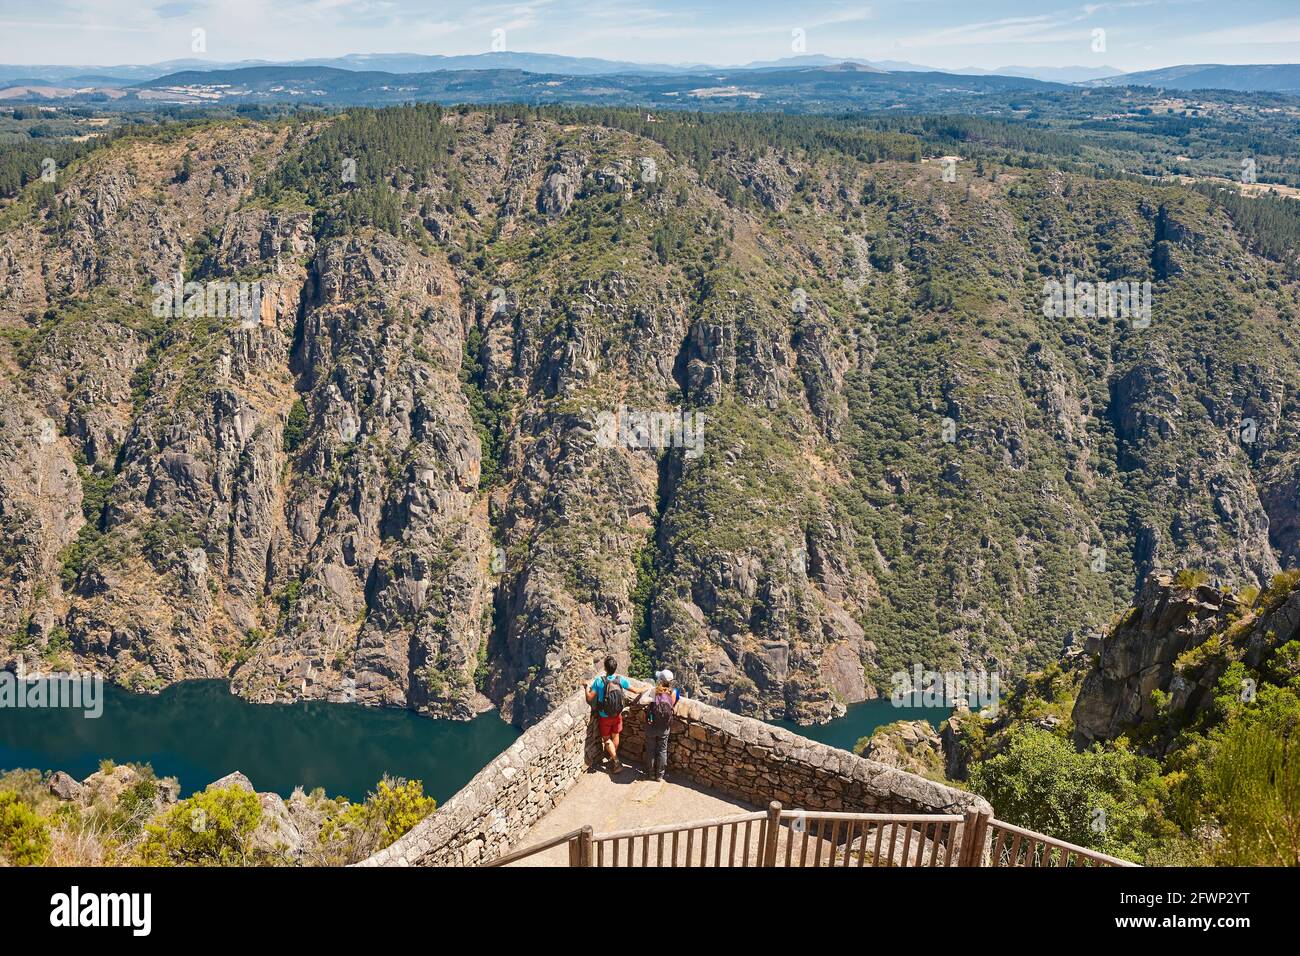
top-left (591, 675), bottom-right (631, 718)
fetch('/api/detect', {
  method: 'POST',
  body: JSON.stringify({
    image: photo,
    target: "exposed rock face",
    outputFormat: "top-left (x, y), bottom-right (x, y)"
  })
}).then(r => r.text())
top-left (3, 109), bottom-right (1300, 731)
top-left (1072, 575), bottom-right (1238, 745)
top-left (1071, 573), bottom-right (1300, 751)
top-left (538, 172), bottom-right (577, 218)
top-left (0, 381), bottom-right (82, 637)
top-left (78, 763), bottom-right (178, 811)
top-left (48, 771), bottom-right (84, 801)
top-left (730, 152), bottom-right (796, 212)
top-left (939, 710), bottom-right (974, 780)
top-left (207, 771), bottom-right (256, 792)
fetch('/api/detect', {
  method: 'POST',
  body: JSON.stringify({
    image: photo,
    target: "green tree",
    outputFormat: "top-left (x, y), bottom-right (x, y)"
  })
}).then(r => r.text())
top-left (318, 776), bottom-right (436, 863)
top-left (283, 398), bottom-right (309, 453)
top-left (137, 786), bottom-right (264, 866)
top-left (968, 726), bottom-right (1165, 861)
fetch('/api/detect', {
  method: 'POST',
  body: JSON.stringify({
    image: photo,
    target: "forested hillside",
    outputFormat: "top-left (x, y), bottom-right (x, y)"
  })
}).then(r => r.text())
top-left (3, 105), bottom-right (1300, 727)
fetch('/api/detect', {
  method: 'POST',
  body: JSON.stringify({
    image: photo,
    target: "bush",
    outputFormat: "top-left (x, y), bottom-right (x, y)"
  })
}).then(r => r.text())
top-left (136, 786), bottom-right (263, 866)
top-left (1173, 568), bottom-right (1210, 589)
top-left (1202, 687), bottom-right (1300, 865)
top-left (967, 726), bottom-right (1168, 861)
top-left (0, 791), bottom-right (51, 865)
top-left (283, 398), bottom-right (309, 453)
top-left (318, 776), bottom-right (435, 863)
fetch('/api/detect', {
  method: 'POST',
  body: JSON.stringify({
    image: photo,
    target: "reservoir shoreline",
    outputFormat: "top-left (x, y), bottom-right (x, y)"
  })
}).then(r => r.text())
top-left (2, 679), bottom-right (950, 802)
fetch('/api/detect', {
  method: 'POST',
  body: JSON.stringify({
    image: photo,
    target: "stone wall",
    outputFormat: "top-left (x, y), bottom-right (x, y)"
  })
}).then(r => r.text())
top-left (360, 683), bottom-right (987, 866)
top-left (619, 695), bottom-right (988, 817)
top-left (355, 692), bottom-right (602, 867)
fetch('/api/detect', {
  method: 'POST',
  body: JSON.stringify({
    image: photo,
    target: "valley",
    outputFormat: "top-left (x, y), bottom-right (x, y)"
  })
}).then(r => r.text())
top-left (2, 102), bottom-right (1299, 735)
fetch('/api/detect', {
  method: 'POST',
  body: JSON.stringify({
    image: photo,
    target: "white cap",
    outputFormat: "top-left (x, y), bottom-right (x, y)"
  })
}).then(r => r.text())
top-left (655, 669), bottom-right (674, 683)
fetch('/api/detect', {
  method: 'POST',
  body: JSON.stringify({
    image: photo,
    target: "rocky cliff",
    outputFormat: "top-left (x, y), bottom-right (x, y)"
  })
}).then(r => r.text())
top-left (1073, 570), bottom-right (1300, 751)
top-left (3, 107), bottom-right (1300, 727)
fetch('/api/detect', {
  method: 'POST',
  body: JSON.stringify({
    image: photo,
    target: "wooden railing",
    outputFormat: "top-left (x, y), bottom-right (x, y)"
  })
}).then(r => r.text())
top-left (593, 810), bottom-right (769, 866)
top-left (483, 827), bottom-right (592, 867)
top-left (985, 818), bottom-right (1137, 867)
top-left (485, 803), bottom-right (1138, 868)
top-left (774, 809), bottom-right (970, 867)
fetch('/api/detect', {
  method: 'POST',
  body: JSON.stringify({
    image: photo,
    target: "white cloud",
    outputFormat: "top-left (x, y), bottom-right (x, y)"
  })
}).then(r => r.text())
top-left (1181, 16), bottom-right (1300, 46)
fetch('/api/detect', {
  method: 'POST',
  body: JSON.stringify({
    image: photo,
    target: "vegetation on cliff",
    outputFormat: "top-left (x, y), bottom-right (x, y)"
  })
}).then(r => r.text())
top-left (3, 100), bottom-right (1300, 729)
top-left (953, 571), bottom-right (1300, 865)
top-left (0, 763), bottom-right (434, 867)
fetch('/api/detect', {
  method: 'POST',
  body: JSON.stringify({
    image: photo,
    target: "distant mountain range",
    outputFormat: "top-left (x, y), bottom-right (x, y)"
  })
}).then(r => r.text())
top-left (2, 53), bottom-right (1298, 102)
top-left (1084, 63), bottom-right (1300, 94)
top-left (105, 63), bottom-right (1060, 113)
top-left (0, 52), bottom-right (1123, 88)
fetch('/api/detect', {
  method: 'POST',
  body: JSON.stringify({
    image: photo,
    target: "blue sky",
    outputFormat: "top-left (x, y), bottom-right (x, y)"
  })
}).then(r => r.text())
top-left (0, 0), bottom-right (1297, 71)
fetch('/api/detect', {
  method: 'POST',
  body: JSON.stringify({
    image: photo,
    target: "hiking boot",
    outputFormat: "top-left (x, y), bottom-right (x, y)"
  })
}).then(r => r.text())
top-left (655, 774), bottom-right (666, 783)
top-left (609, 759), bottom-right (623, 773)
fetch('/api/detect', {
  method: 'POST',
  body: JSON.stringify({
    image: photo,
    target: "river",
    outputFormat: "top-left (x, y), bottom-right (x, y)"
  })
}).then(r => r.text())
top-left (2, 680), bottom-right (944, 803)
top-left (772, 697), bottom-right (951, 752)
top-left (0, 678), bottom-right (519, 802)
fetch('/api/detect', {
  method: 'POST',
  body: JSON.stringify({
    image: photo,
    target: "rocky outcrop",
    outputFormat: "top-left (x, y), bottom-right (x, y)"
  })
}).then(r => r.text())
top-left (1072, 575), bottom-right (1238, 745)
top-left (1071, 572), bottom-right (1300, 750)
top-left (729, 152), bottom-right (795, 212)
top-left (48, 771), bottom-right (84, 801)
top-left (855, 719), bottom-right (945, 777)
top-left (0, 377), bottom-right (82, 639)
top-left (78, 763), bottom-right (179, 810)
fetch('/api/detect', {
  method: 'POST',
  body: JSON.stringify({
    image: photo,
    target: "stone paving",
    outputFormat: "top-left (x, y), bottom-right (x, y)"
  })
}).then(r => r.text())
top-left (504, 765), bottom-right (759, 866)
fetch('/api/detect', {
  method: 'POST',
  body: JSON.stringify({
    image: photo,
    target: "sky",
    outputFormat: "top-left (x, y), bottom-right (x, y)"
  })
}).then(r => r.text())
top-left (0, 0), bottom-right (1297, 72)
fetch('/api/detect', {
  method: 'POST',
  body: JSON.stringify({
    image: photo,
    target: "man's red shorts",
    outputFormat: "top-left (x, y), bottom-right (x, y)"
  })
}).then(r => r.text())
top-left (598, 714), bottom-right (623, 738)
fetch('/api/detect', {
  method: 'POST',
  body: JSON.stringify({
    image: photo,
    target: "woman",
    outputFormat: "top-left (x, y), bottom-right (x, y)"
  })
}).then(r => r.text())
top-left (644, 669), bottom-right (680, 782)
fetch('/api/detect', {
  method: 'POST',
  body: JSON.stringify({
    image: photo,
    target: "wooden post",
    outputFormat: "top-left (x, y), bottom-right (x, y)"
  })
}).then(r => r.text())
top-left (974, 811), bottom-right (991, 867)
top-left (959, 812), bottom-right (977, 866)
top-left (762, 801), bottom-right (782, 867)
top-left (578, 825), bottom-right (594, 867)
top-left (959, 810), bottom-right (991, 867)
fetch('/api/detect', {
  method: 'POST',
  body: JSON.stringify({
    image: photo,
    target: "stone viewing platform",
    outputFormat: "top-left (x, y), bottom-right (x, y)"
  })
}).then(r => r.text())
top-left (356, 681), bottom-right (1001, 867)
top-left (356, 680), bottom-right (1134, 868)
top-left (501, 767), bottom-right (758, 866)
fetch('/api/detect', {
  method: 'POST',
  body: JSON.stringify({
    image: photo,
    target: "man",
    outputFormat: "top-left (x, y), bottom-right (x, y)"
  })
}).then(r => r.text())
top-left (644, 669), bottom-right (681, 782)
top-left (586, 656), bottom-right (631, 772)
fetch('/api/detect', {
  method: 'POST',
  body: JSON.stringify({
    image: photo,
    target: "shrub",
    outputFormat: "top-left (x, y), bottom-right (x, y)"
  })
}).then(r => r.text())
top-left (0, 791), bottom-right (50, 865)
top-left (318, 776), bottom-right (436, 863)
top-left (283, 398), bottom-right (309, 453)
top-left (136, 786), bottom-right (263, 866)
top-left (967, 725), bottom-right (1167, 862)
top-left (1202, 688), bottom-right (1300, 866)
top-left (1173, 568), bottom-right (1210, 589)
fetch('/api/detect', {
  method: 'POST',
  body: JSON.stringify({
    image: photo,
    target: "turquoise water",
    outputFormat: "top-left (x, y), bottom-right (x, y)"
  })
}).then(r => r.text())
top-left (772, 697), bottom-right (951, 753)
top-left (1, 679), bottom-right (943, 803)
top-left (0, 679), bottom-right (519, 802)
